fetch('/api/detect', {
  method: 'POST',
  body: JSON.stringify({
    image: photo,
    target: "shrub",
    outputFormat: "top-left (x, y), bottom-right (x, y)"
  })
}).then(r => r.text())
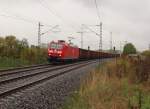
top-left (0, 36), bottom-right (48, 69)
top-left (123, 43), bottom-right (137, 55)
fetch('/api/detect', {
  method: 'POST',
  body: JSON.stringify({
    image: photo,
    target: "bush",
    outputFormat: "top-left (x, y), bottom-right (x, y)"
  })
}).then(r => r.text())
top-left (0, 57), bottom-right (30, 69)
top-left (0, 36), bottom-right (48, 69)
top-left (63, 58), bottom-right (150, 109)
top-left (123, 43), bottom-right (137, 55)
top-left (106, 58), bottom-right (131, 79)
top-left (142, 50), bottom-right (150, 57)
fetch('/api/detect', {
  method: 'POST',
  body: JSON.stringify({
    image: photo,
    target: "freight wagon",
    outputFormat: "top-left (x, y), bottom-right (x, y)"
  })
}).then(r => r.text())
top-left (48, 40), bottom-right (119, 63)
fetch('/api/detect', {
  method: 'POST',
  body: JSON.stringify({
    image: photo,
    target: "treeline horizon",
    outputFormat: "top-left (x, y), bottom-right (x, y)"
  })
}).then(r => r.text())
top-left (0, 35), bottom-right (48, 69)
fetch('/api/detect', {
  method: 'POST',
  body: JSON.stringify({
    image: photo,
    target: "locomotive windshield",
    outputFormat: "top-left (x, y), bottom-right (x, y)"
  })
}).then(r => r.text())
top-left (50, 43), bottom-right (63, 49)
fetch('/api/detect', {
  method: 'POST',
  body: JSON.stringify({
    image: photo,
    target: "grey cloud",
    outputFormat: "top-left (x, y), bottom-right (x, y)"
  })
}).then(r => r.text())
top-left (0, 0), bottom-right (150, 50)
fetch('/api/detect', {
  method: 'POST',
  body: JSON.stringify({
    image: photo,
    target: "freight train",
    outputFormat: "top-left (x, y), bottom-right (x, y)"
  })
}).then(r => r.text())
top-left (47, 40), bottom-right (119, 62)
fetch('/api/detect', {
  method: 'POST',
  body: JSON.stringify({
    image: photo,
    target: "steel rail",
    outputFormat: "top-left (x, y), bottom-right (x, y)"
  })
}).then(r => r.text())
top-left (0, 60), bottom-right (97, 98)
top-left (0, 63), bottom-right (50, 73)
top-left (0, 60), bottom-right (96, 84)
top-left (0, 64), bottom-right (52, 77)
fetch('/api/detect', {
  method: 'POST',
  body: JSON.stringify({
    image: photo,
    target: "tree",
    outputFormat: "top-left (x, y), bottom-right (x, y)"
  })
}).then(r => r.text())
top-left (20, 39), bottom-right (29, 48)
top-left (142, 50), bottom-right (150, 57)
top-left (0, 37), bottom-right (5, 56)
top-left (123, 43), bottom-right (136, 55)
top-left (0, 35), bottom-right (47, 65)
top-left (17, 39), bottom-right (29, 58)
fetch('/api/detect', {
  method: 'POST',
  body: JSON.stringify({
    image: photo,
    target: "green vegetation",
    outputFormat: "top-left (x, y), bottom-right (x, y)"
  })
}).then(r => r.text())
top-left (142, 50), bottom-right (150, 57)
top-left (0, 35), bottom-right (48, 69)
top-left (123, 43), bottom-right (137, 55)
top-left (63, 57), bottom-right (150, 109)
top-left (0, 57), bottom-right (30, 69)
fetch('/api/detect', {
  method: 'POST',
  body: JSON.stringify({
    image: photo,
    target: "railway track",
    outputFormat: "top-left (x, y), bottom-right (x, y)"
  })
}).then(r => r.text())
top-left (0, 64), bottom-right (52, 76)
top-left (0, 60), bottom-right (98, 99)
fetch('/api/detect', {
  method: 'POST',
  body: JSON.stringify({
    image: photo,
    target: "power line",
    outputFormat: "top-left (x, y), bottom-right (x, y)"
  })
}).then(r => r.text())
top-left (110, 32), bottom-right (112, 50)
top-left (94, 0), bottom-right (101, 21)
top-left (68, 37), bottom-right (75, 44)
top-left (77, 31), bottom-right (84, 48)
top-left (77, 25), bottom-right (85, 48)
top-left (82, 24), bottom-right (99, 36)
top-left (0, 10), bottom-right (54, 27)
top-left (0, 14), bottom-right (36, 24)
top-left (41, 25), bottom-right (60, 35)
top-left (82, 23), bottom-right (102, 51)
top-left (38, 22), bottom-right (60, 47)
top-left (38, 0), bottom-right (78, 32)
top-left (94, 0), bottom-right (102, 51)
top-left (38, 22), bottom-right (43, 46)
top-left (0, 12), bottom-right (58, 46)
top-left (99, 22), bottom-right (103, 51)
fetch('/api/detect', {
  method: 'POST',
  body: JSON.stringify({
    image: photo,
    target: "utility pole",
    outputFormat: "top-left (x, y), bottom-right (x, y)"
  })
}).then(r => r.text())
top-left (38, 22), bottom-right (59, 47)
top-left (77, 25), bottom-right (84, 48)
top-left (96, 22), bottom-right (102, 64)
top-left (100, 22), bottom-right (102, 51)
top-left (99, 22), bottom-right (102, 64)
top-left (82, 23), bottom-right (102, 64)
top-left (68, 37), bottom-right (74, 44)
top-left (149, 44), bottom-right (150, 50)
top-left (110, 32), bottom-right (112, 51)
top-left (77, 31), bottom-right (84, 48)
top-left (38, 22), bottom-right (43, 47)
top-left (120, 41), bottom-right (122, 56)
top-left (97, 22), bottom-right (102, 51)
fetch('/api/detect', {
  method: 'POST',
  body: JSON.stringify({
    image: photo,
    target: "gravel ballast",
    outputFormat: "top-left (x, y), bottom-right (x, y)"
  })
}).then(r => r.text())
top-left (0, 61), bottom-right (99, 109)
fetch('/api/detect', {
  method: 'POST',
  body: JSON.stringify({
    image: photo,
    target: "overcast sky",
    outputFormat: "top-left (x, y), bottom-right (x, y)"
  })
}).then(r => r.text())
top-left (0, 0), bottom-right (150, 51)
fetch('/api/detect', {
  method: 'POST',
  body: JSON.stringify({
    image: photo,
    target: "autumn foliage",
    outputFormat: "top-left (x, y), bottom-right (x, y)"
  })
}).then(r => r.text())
top-left (0, 35), bottom-right (47, 68)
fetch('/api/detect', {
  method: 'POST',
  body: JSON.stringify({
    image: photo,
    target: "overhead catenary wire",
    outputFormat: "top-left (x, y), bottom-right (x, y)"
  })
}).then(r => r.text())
top-left (0, 12), bottom-right (52, 27)
top-left (82, 24), bottom-right (100, 37)
top-left (38, 0), bottom-right (79, 32)
top-left (94, 0), bottom-right (101, 21)
top-left (0, 12), bottom-right (57, 46)
top-left (41, 25), bottom-right (60, 35)
top-left (94, 0), bottom-right (103, 51)
top-left (0, 14), bottom-right (37, 24)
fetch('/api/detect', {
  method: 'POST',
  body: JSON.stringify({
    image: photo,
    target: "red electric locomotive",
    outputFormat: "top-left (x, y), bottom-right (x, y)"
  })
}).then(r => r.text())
top-left (48, 40), bottom-right (79, 62)
top-left (48, 40), bottom-right (120, 63)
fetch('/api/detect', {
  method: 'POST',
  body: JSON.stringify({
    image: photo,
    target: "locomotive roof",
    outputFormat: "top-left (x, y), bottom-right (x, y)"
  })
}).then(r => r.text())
top-left (50, 40), bottom-right (78, 48)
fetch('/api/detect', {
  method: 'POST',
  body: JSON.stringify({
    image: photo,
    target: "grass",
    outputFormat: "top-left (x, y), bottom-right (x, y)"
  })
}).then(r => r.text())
top-left (0, 57), bottom-right (48, 70)
top-left (0, 57), bottom-right (30, 69)
top-left (62, 58), bottom-right (150, 109)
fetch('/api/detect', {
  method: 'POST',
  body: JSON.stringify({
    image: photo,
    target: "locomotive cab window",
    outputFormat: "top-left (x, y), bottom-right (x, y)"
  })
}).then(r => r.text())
top-left (57, 44), bottom-right (63, 49)
top-left (50, 43), bottom-right (63, 49)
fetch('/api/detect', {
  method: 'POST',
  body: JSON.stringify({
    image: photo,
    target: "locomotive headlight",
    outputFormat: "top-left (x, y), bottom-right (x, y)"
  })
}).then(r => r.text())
top-left (48, 50), bottom-right (53, 53)
top-left (57, 51), bottom-right (62, 54)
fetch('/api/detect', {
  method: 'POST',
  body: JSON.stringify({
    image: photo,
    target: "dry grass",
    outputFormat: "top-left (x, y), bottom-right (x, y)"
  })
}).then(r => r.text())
top-left (79, 65), bottom-right (129, 109)
top-left (63, 58), bottom-right (150, 109)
